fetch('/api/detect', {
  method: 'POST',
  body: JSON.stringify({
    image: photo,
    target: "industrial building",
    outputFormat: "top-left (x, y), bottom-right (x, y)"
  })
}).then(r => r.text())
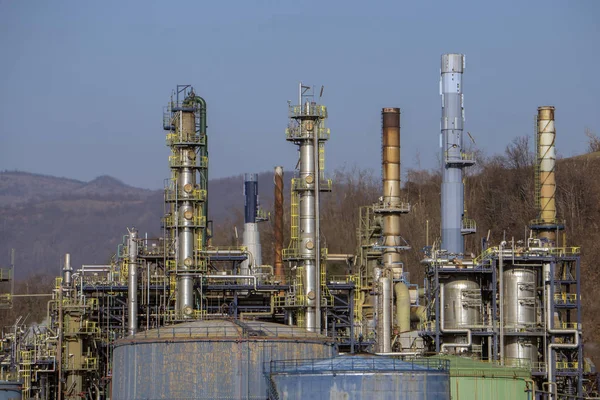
top-left (0, 55), bottom-right (596, 399)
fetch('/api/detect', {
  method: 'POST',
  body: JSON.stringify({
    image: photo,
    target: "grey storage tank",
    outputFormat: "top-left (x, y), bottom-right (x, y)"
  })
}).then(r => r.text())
top-left (268, 355), bottom-right (450, 400)
top-left (0, 381), bottom-right (21, 400)
top-left (111, 319), bottom-right (336, 399)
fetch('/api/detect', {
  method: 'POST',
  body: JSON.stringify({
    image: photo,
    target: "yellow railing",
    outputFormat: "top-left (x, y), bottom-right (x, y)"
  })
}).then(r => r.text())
top-left (285, 126), bottom-right (330, 140)
top-left (290, 183), bottom-right (299, 240)
top-left (292, 178), bottom-right (333, 192)
top-left (288, 104), bottom-right (328, 119)
top-left (0, 268), bottom-right (11, 281)
top-left (166, 132), bottom-right (206, 146)
top-left (163, 210), bottom-right (206, 228)
top-left (556, 361), bottom-right (578, 370)
top-left (554, 293), bottom-right (578, 304)
top-left (165, 188), bottom-right (207, 202)
top-left (169, 154), bottom-right (208, 168)
top-left (461, 218), bottom-right (477, 231)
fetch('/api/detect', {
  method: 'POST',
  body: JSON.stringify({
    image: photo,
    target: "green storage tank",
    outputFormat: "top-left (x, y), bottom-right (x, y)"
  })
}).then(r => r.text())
top-left (431, 356), bottom-right (533, 400)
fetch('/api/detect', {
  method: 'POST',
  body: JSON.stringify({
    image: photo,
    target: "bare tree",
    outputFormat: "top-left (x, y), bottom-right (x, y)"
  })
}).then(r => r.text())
top-left (585, 127), bottom-right (600, 153)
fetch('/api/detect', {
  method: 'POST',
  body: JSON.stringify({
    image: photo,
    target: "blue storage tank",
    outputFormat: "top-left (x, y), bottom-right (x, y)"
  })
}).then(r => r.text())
top-left (0, 381), bottom-right (21, 400)
top-left (111, 319), bottom-right (336, 399)
top-left (268, 355), bottom-right (450, 400)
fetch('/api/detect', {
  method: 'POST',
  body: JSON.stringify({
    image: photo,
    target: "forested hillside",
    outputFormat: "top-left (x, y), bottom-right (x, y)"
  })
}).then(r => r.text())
top-left (1, 141), bottom-right (599, 362)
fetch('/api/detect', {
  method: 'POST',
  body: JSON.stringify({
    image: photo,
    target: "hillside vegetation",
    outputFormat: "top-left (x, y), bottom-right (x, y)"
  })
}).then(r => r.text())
top-left (1, 141), bottom-right (599, 362)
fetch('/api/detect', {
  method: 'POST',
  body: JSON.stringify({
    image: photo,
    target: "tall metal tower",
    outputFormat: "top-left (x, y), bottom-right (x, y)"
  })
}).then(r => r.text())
top-left (163, 85), bottom-right (208, 318)
top-left (284, 83), bottom-right (331, 332)
top-left (440, 54), bottom-right (475, 255)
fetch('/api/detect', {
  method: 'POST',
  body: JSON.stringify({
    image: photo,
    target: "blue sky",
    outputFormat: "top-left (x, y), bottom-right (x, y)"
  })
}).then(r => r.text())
top-left (1, 0), bottom-right (598, 189)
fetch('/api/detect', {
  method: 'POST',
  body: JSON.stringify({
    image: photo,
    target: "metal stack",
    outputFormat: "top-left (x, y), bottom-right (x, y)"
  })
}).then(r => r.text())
top-left (440, 53), bottom-right (476, 254)
top-left (374, 108), bottom-right (410, 353)
top-left (163, 85), bottom-right (208, 317)
top-left (240, 173), bottom-right (268, 277)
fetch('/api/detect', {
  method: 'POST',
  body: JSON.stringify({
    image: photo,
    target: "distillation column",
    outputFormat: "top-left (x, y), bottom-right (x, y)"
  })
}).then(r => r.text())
top-left (240, 173), bottom-right (267, 276)
top-left (285, 84), bottom-right (331, 332)
top-left (440, 53), bottom-right (475, 255)
top-left (163, 86), bottom-right (208, 317)
top-left (127, 229), bottom-right (138, 335)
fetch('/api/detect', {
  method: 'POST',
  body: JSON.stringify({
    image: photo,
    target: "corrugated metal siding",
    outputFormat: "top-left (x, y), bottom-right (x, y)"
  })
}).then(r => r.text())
top-left (112, 339), bottom-right (334, 399)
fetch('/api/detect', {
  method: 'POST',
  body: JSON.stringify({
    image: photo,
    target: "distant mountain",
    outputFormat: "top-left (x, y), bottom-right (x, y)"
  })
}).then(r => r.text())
top-left (0, 170), bottom-right (280, 278)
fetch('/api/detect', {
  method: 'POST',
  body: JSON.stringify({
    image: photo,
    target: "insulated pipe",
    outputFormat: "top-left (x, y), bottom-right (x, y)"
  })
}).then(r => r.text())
top-left (127, 229), bottom-right (138, 336)
top-left (440, 282), bottom-right (472, 352)
top-left (410, 305), bottom-right (427, 327)
top-left (440, 53), bottom-right (468, 255)
top-left (537, 106), bottom-right (557, 244)
top-left (381, 276), bottom-right (392, 353)
top-left (394, 282), bottom-right (410, 333)
top-left (274, 166), bottom-right (284, 281)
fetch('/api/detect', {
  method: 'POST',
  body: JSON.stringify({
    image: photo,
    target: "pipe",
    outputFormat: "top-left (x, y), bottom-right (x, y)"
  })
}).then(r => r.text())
top-left (544, 263), bottom-right (579, 394)
top-left (394, 282), bottom-right (410, 333)
top-left (128, 229), bottom-right (138, 335)
top-left (274, 166), bottom-right (284, 282)
top-left (410, 305), bottom-right (427, 328)
top-left (499, 242), bottom-right (504, 364)
top-left (440, 282), bottom-right (472, 352)
top-left (313, 100), bottom-right (322, 333)
top-left (381, 276), bottom-right (392, 353)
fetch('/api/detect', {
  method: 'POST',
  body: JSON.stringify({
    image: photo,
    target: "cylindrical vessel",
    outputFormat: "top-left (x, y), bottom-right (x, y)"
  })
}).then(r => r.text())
top-left (381, 276), bottom-right (392, 353)
top-left (504, 337), bottom-right (538, 367)
top-left (440, 53), bottom-right (467, 254)
top-left (503, 266), bottom-right (537, 328)
top-left (442, 277), bottom-right (481, 328)
top-left (112, 320), bottom-right (335, 399)
top-left (299, 113), bottom-right (318, 331)
top-left (175, 109), bottom-right (198, 315)
top-left (63, 253), bottom-right (72, 287)
top-left (269, 355), bottom-right (450, 400)
top-left (274, 166), bottom-right (284, 281)
top-left (127, 229), bottom-right (138, 335)
top-left (537, 106), bottom-right (557, 244)
top-left (241, 173), bottom-right (262, 276)
top-left (0, 381), bottom-right (22, 400)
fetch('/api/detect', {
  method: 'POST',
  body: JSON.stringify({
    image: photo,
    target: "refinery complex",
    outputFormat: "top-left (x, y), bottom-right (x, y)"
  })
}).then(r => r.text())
top-left (0, 54), bottom-right (595, 399)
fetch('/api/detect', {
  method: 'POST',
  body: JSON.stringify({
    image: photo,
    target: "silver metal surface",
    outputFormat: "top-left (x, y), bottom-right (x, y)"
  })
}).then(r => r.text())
top-left (381, 276), bottom-right (392, 353)
top-left (112, 320), bottom-right (335, 399)
top-left (503, 266), bottom-right (537, 328)
top-left (269, 355), bottom-right (450, 400)
top-left (504, 337), bottom-right (538, 366)
top-left (62, 253), bottom-right (72, 287)
top-left (440, 53), bottom-right (471, 254)
top-left (127, 229), bottom-right (138, 336)
top-left (442, 277), bottom-right (481, 329)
